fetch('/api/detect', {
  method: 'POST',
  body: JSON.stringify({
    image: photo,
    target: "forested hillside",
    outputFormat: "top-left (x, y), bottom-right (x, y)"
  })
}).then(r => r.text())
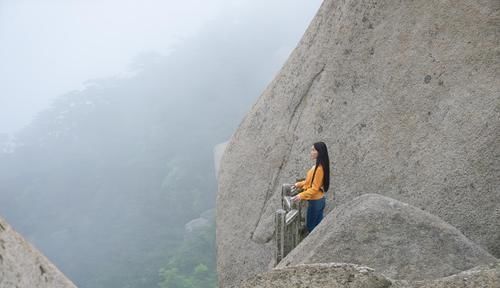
top-left (0, 2), bottom-right (320, 287)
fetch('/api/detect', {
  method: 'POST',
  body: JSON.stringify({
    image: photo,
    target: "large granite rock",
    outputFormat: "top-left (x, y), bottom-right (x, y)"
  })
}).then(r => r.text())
top-left (395, 262), bottom-right (500, 288)
top-left (0, 216), bottom-right (76, 288)
top-left (276, 194), bottom-right (497, 280)
top-left (216, 0), bottom-right (499, 286)
top-left (240, 263), bottom-right (392, 288)
top-left (239, 262), bottom-right (500, 288)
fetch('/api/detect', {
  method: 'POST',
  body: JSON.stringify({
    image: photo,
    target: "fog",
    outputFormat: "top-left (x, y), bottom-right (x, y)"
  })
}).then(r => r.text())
top-left (0, 0), bottom-right (226, 135)
top-left (0, 1), bottom-right (322, 287)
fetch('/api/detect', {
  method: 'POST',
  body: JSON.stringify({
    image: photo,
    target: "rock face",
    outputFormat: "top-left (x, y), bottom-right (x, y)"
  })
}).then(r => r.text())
top-left (240, 263), bottom-right (392, 288)
top-left (395, 262), bottom-right (500, 288)
top-left (0, 216), bottom-right (77, 288)
top-left (216, 0), bottom-right (499, 286)
top-left (276, 194), bottom-right (497, 280)
top-left (239, 262), bottom-right (500, 288)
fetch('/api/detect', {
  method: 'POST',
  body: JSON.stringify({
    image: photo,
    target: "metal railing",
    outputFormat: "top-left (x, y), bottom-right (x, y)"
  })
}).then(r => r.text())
top-left (275, 183), bottom-right (306, 264)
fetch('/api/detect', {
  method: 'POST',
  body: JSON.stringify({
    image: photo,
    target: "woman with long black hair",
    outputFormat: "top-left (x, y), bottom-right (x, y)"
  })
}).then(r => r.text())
top-left (291, 141), bottom-right (330, 232)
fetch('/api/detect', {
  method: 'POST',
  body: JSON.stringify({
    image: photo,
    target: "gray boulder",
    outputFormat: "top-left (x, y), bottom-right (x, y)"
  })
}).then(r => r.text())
top-left (277, 194), bottom-right (497, 280)
top-left (216, 0), bottom-right (499, 286)
top-left (239, 262), bottom-right (500, 288)
top-left (395, 262), bottom-right (500, 288)
top-left (0, 216), bottom-right (77, 288)
top-left (240, 263), bottom-right (392, 288)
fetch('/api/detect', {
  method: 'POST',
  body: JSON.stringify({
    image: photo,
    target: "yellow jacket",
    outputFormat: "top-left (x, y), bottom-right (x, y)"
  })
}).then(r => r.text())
top-left (296, 165), bottom-right (324, 200)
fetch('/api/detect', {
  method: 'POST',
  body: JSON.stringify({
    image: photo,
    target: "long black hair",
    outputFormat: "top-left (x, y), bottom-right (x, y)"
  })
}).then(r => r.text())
top-left (312, 141), bottom-right (330, 192)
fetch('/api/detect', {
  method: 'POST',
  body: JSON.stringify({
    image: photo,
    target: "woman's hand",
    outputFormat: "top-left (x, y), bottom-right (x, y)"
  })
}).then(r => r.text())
top-left (291, 194), bottom-right (301, 202)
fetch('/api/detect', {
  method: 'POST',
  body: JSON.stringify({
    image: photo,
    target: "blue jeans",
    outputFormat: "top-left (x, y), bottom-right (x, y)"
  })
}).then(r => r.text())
top-left (306, 197), bottom-right (325, 232)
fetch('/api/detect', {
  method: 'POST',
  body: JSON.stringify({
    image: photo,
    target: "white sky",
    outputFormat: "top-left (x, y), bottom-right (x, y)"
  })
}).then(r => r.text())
top-left (0, 0), bottom-right (322, 135)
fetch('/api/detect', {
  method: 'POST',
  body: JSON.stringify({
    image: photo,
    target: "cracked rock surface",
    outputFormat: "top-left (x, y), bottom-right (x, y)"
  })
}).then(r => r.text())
top-left (240, 263), bottom-right (392, 288)
top-left (216, 0), bottom-right (499, 286)
top-left (239, 262), bottom-right (500, 288)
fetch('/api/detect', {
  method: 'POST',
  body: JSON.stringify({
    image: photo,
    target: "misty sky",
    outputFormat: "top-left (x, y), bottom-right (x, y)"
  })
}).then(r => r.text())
top-left (0, 0), bottom-right (322, 135)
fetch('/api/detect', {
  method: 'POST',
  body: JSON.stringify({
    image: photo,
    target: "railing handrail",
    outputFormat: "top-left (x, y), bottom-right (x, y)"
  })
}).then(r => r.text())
top-left (285, 209), bottom-right (299, 225)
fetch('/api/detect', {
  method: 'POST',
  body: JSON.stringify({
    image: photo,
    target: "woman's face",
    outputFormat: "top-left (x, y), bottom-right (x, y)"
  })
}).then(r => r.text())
top-left (310, 146), bottom-right (318, 160)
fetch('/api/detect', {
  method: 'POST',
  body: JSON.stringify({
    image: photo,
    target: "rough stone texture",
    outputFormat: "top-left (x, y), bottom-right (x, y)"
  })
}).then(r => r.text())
top-left (239, 262), bottom-right (500, 288)
top-left (0, 216), bottom-right (77, 288)
top-left (393, 262), bottom-right (500, 288)
top-left (216, 0), bottom-right (500, 286)
top-left (276, 194), bottom-right (497, 280)
top-left (239, 263), bottom-right (392, 288)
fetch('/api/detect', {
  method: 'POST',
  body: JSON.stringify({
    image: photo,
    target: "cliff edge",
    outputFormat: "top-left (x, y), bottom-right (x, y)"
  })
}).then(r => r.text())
top-left (0, 216), bottom-right (77, 288)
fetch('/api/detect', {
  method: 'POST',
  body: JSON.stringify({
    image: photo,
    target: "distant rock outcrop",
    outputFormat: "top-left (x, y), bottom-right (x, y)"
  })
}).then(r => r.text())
top-left (277, 194), bottom-right (497, 280)
top-left (216, 0), bottom-right (499, 286)
top-left (240, 262), bottom-right (500, 288)
top-left (0, 216), bottom-right (76, 288)
top-left (185, 209), bottom-right (214, 233)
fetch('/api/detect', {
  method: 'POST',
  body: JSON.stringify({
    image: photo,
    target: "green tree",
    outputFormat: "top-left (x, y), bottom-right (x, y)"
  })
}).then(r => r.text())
top-left (159, 219), bottom-right (217, 288)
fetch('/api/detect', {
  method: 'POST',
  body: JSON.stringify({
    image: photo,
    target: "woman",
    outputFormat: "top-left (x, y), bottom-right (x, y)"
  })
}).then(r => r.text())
top-left (291, 141), bottom-right (330, 232)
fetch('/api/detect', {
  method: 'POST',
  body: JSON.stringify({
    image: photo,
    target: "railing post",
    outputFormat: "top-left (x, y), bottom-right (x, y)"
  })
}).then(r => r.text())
top-left (292, 212), bottom-right (299, 248)
top-left (275, 209), bottom-right (286, 264)
top-left (275, 183), bottom-right (307, 266)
